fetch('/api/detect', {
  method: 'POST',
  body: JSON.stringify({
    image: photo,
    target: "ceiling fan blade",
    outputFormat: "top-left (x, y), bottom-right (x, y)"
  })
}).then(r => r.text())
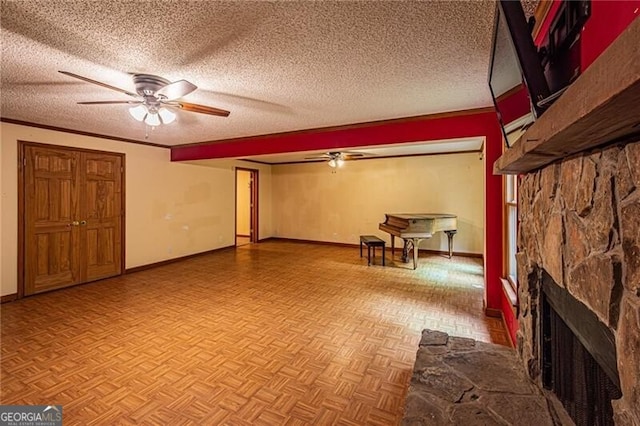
top-left (156, 80), bottom-right (197, 100)
top-left (59, 71), bottom-right (138, 98)
top-left (77, 100), bottom-right (142, 105)
top-left (173, 101), bottom-right (230, 117)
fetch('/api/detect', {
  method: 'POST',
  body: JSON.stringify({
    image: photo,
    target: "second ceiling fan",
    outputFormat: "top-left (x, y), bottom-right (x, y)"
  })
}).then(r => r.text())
top-left (59, 71), bottom-right (230, 126)
top-left (305, 151), bottom-right (369, 168)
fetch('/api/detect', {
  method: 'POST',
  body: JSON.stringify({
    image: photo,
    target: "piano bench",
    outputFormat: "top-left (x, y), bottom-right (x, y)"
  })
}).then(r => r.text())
top-left (360, 235), bottom-right (386, 266)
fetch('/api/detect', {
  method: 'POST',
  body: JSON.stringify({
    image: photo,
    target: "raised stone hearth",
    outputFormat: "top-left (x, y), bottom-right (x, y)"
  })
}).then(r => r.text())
top-left (402, 330), bottom-right (569, 425)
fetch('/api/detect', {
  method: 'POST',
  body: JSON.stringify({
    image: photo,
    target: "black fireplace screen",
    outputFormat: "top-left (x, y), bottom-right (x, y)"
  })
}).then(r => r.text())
top-left (542, 289), bottom-right (622, 425)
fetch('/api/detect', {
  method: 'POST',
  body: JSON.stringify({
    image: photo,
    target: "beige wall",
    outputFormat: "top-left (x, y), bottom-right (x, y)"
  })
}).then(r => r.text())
top-left (0, 123), bottom-right (274, 296)
top-left (272, 153), bottom-right (484, 254)
top-left (236, 170), bottom-right (251, 236)
top-left (183, 159), bottom-right (273, 242)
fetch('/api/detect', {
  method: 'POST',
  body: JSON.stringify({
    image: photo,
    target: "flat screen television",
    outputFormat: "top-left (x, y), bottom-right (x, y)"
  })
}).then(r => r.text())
top-left (488, 0), bottom-right (591, 148)
top-left (488, 1), bottom-right (551, 148)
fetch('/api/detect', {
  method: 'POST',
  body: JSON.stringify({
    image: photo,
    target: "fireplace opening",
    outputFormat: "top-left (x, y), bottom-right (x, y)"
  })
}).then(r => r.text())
top-left (541, 273), bottom-right (622, 425)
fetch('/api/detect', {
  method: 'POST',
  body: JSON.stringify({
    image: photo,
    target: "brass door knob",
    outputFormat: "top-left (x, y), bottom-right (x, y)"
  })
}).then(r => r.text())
top-left (71, 221), bottom-right (80, 226)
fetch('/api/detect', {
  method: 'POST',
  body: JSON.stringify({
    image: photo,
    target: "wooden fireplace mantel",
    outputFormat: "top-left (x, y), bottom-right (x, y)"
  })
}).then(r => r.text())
top-left (494, 18), bottom-right (640, 175)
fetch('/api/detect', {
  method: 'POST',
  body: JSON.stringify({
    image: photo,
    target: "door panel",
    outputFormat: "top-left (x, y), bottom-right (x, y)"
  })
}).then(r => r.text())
top-left (82, 153), bottom-right (122, 282)
top-left (25, 146), bottom-right (80, 295)
top-left (23, 144), bottom-right (124, 295)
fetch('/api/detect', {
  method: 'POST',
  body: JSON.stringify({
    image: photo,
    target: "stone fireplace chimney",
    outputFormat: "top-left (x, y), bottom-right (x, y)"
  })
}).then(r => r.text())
top-left (494, 19), bottom-right (640, 425)
top-left (516, 141), bottom-right (639, 424)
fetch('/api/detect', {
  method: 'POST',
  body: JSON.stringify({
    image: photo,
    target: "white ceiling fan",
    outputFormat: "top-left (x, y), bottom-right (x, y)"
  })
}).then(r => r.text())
top-left (304, 151), bottom-right (370, 168)
top-left (58, 71), bottom-right (230, 126)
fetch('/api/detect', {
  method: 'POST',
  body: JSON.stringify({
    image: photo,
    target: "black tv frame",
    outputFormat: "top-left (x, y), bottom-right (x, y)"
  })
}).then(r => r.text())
top-left (488, 0), bottom-right (551, 147)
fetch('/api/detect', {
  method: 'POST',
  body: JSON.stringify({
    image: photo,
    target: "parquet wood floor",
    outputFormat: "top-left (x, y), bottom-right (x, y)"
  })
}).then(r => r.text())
top-left (1, 241), bottom-right (509, 425)
top-left (236, 237), bottom-right (251, 247)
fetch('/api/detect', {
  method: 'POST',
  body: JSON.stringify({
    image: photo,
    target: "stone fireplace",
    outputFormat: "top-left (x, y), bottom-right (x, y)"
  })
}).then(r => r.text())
top-left (492, 18), bottom-right (640, 425)
top-left (516, 140), bottom-right (640, 424)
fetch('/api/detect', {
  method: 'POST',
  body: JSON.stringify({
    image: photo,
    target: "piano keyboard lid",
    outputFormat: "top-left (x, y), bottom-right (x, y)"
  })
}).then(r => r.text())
top-left (386, 213), bottom-right (457, 219)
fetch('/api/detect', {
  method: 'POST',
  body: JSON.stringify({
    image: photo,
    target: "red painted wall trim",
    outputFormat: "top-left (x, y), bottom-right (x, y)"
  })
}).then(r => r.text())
top-left (484, 119), bottom-right (504, 311)
top-left (176, 108), bottom-right (494, 147)
top-left (171, 109), bottom-right (497, 161)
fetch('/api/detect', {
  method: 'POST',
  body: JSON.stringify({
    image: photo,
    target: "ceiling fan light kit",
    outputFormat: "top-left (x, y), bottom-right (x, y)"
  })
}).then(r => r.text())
top-left (58, 70), bottom-right (230, 128)
top-left (327, 156), bottom-right (345, 168)
top-left (128, 104), bottom-right (176, 126)
top-left (158, 108), bottom-right (176, 124)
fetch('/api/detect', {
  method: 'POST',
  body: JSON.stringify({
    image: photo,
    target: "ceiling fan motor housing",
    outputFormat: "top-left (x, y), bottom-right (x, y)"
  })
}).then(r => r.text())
top-left (132, 74), bottom-right (170, 97)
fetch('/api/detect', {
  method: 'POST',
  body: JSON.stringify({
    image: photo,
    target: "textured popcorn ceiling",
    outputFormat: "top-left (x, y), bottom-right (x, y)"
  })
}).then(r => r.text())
top-left (1, 0), bottom-right (501, 147)
top-left (522, 0), bottom-right (540, 19)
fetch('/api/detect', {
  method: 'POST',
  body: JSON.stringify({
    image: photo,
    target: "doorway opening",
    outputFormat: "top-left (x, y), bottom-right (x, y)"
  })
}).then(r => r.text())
top-left (235, 168), bottom-right (258, 247)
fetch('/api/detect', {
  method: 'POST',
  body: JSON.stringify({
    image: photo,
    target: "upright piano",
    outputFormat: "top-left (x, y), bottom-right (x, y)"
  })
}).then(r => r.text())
top-left (379, 213), bottom-right (457, 269)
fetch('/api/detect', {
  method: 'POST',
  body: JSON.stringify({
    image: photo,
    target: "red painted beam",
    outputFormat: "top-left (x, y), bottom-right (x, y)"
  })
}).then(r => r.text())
top-left (170, 109), bottom-right (498, 161)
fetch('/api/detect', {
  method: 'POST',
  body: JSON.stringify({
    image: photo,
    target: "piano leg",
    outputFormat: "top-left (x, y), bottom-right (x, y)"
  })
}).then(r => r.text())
top-left (391, 235), bottom-right (395, 257)
top-left (412, 238), bottom-right (422, 270)
top-left (401, 239), bottom-right (421, 270)
top-left (445, 230), bottom-right (457, 259)
top-left (401, 239), bottom-right (410, 263)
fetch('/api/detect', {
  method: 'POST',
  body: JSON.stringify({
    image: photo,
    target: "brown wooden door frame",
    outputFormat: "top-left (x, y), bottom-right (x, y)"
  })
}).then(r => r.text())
top-left (235, 167), bottom-right (259, 245)
top-left (17, 141), bottom-right (126, 298)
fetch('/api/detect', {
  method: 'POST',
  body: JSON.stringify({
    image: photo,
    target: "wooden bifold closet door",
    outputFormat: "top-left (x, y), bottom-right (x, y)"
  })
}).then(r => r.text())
top-left (22, 143), bottom-right (124, 295)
